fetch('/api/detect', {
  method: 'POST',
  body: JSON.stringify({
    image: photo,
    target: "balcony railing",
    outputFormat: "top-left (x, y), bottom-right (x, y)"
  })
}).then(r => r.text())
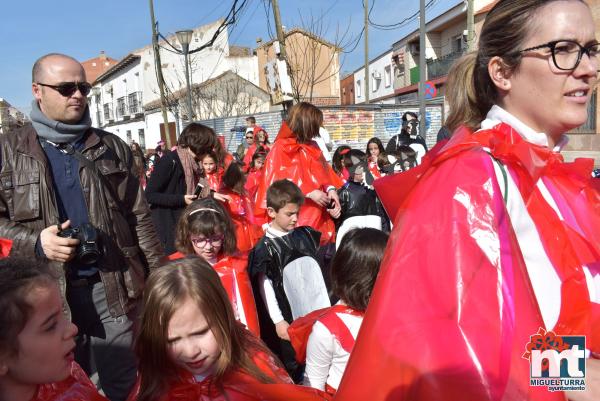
top-left (116, 97), bottom-right (128, 119)
top-left (128, 92), bottom-right (143, 115)
top-left (103, 104), bottom-right (113, 121)
top-left (426, 50), bottom-right (464, 80)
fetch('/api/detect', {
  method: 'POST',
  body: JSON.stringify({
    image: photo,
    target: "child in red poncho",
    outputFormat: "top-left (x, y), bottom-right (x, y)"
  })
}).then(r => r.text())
top-left (172, 198), bottom-right (260, 336)
top-left (0, 257), bottom-right (107, 401)
top-left (201, 152), bottom-right (222, 192)
top-left (128, 257), bottom-right (330, 401)
top-left (221, 162), bottom-right (264, 252)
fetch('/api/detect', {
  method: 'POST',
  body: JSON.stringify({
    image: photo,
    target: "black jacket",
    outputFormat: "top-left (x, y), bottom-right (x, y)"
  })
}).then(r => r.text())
top-left (337, 181), bottom-right (390, 232)
top-left (144, 150), bottom-right (186, 254)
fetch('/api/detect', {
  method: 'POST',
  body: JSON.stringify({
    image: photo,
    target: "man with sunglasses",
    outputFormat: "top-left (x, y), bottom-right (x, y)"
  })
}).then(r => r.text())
top-left (0, 53), bottom-right (163, 401)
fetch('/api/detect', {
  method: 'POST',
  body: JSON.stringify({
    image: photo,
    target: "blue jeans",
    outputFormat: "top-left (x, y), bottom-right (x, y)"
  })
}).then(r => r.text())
top-left (66, 280), bottom-right (137, 401)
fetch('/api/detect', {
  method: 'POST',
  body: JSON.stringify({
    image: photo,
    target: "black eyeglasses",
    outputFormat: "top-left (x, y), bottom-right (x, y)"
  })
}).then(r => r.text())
top-left (246, 135), bottom-right (254, 139)
top-left (36, 82), bottom-right (92, 97)
top-left (518, 40), bottom-right (600, 71)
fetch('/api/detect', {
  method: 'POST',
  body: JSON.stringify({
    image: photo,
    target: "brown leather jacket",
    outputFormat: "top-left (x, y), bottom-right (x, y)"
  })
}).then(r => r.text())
top-left (0, 125), bottom-right (164, 317)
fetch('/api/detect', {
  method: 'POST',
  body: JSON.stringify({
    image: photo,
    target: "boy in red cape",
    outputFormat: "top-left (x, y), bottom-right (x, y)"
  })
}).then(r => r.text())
top-left (254, 105), bottom-right (343, 246)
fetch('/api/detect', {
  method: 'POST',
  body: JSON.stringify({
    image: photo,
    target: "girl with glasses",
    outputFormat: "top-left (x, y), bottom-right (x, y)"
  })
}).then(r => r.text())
top-left (172, 198), bottom-right (260, 337)
top-left (337, 1), bottom-right (600, 401)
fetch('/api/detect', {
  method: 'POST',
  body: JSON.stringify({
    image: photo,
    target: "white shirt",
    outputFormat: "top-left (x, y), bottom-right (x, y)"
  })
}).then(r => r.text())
top-left (479, 105), bottom-right (597, 331)
top-left (303, 301), bottom-right (363, 391)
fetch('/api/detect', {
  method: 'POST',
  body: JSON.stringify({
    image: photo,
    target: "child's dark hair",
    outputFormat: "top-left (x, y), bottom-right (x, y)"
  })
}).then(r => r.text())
top-left (266, 179), bottom-right (304, 212)
top-left (175, 197), bottom-right (237, 255)
top-left (222, 162), bottom-right (246, 194)
top-left (0, 257), bottom-right (57, 356)
top-left (366, 137), bottom-right (389, 170)
top-left (331, 228), bottom-right (389, 311)
top-left (332, 145), bottom-right (351, 175)
top-left (250, 148), bottom-right (268, 168)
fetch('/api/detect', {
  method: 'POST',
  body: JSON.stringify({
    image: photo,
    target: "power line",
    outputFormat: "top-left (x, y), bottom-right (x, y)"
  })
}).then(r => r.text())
top-left (368, 0), bottom-right (437, 30)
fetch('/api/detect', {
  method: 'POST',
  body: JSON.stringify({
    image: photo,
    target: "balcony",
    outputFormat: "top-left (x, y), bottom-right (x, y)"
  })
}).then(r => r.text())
top-left (103, 104), bottom-right (114, 121)
top-left (426, 50), bottom-right (464, 80)
top-left (128, 92), bottom-right (143, 115)
top-left (116, 97), bottom-right (128, 119)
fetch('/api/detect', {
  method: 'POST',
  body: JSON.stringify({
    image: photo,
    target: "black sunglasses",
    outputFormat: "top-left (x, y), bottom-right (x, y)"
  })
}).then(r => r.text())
top-left (246, 135), bottom-right (254, 139)
top-left (36, 82), bottom-right (92, 97)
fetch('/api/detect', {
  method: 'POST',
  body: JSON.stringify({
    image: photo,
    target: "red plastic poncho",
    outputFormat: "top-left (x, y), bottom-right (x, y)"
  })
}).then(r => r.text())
top-left (126, 350), bottom-right (331, 401)
top-left (0, 238), bottom-right (12, 258)
top-left (34, 362), bottom-right (108, 401)
top-left (213, 253), bottom-right (261, 337)
top-left (245, 168), bottom-right (263, 203)
top-left (167, 252), bottom-right (260, 337)
top-left (205, 170), bottom-right (223, 192)
top-left (336, 123), bottom-right (600, 401)
top-left (255, 122), bottom-right (344, 245)
top-left (221, 189), bottom-right (264, 252)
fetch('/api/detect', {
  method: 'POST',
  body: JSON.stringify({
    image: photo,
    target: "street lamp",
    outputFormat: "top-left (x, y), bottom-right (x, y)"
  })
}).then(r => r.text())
top-left (176, 29), bottom-right (194, 122)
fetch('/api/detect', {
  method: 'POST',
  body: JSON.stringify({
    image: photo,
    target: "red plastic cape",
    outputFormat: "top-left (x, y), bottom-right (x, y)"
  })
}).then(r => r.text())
top-left (222, 189), bottom-right (264, 252)
top-left (167, 252), bottom-right (260, 336)
top-left (205, 170), bottom-right (223, 192)
top-left (34, 362), bottom-right (108, 401)
top-left (255, 122), bottom-right (344, 245)
top-left (0, 238), bottom-right (12, 258)
top-left (288, 305), bottom-right (363, 364)
top-left (213, 253), bottom-right (261, 337)
top-left (126, 350), bottom-right (331, 401)
top-left (337, 123), bottom-right (600, 401)
top-left (245, 168), bottom-right (264, 203)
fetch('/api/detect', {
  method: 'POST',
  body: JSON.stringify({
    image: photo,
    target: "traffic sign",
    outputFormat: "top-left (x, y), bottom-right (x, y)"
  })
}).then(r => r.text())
top-left (424, 81), bottom-right (438, 99)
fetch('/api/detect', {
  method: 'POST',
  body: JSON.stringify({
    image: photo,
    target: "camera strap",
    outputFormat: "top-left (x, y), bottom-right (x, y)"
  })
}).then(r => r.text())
top-left (42, 140), bottom-right (121, 207)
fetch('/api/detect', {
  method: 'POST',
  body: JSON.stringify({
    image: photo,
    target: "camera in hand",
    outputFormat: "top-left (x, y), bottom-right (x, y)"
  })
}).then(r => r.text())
top-left (327, 199), bottom-right (336, 209)
top-left (58, 223), bottom-right (101, 265)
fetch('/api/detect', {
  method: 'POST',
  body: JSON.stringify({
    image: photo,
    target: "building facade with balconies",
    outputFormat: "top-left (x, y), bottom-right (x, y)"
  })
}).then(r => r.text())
top-left (89, 54), bottom-right (148, 150)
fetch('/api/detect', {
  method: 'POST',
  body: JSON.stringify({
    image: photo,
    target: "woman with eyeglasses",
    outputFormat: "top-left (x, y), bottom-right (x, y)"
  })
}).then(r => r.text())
top-left (337, 1), bottom-right (600, 401)
top-left (171, 197), bottom-right (260, 337)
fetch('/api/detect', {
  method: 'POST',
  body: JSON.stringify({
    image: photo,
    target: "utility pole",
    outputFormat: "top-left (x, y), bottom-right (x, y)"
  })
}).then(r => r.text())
top-left (272, 0), bottom-right (287, 60)
top-left (364, 0), bottom-right (369, 104)
top-left (272, 0), bottom-right (294, 109)
top-left (466, 0), bottom-right (475, 51)
top-left (418, 0), bottom-right (426, 139)
top-left (148, 0), bottom-right (172, 147)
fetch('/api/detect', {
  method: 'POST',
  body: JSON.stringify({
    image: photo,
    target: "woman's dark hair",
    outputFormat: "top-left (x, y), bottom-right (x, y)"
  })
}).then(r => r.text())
top-left (366, 137), bottom-right (389, 170)
top-left (286, 102), bottom-right (323, 144)
top-left (178, 123), bottom-right (217, 158)
top-left (445, 0), bottom-right (587, 131)
top-left (175, 197), bottom-right (237, 256)
top-left (0, 257), bottom-right (56, 356)
top-left (222, 162), bottom-right (246, 194)
top-left (331, 228), bottom-right (389, 311)
top-left (332, 145), bottom-right (352, 175)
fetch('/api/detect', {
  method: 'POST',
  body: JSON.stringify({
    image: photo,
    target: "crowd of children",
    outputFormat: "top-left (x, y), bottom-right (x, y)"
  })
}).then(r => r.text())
top-left (0, 103), bottom-right (403, 401)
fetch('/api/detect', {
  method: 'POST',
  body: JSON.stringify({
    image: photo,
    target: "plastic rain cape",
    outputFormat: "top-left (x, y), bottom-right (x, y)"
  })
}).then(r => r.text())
top-left (254, 122), bottom-right (344, 245)
top-left (335, 123), bottom-right (600, 401)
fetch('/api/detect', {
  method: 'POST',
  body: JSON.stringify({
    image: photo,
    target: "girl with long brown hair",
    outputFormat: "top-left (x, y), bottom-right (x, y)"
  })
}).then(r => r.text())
top-left (130, 257), bottom-right (329, 401)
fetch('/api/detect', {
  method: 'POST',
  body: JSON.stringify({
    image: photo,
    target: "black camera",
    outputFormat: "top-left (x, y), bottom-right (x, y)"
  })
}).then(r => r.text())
top-left (58, 223), bottom-right (101, 266)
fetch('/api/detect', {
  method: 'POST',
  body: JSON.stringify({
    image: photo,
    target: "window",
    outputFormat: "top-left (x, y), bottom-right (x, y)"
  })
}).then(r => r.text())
top-left (452, 35), bottom-right (464, 53)
top-left (138, 129), bottom-right (146, 150)
top-left (384, 65), bottom-right (392, 87)
top-left (103, 103), bottom-right (113, 120)
top-left (356, 79), bottom-right (362, 97)
top-left (126, 130), bottom-right (132, 144)
top-left (116, 97), bottom-right (128, 119)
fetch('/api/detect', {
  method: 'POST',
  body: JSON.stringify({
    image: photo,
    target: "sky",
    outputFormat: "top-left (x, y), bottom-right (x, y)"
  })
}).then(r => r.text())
top-left (0, 0), bottom-right (458, 113)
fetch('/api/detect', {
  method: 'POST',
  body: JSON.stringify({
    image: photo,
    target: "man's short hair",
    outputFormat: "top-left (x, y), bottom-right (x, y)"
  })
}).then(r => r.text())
top-left (32, 53), bottom-right (81, 83)
top-left (266, 179), bottom-right (304, 212)
top-left (245, 116), bottom-right (256, 124)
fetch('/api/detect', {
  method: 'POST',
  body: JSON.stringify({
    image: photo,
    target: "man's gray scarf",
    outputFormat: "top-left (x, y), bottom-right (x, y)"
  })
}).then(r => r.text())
top-left (29, 100), bottom-right (92, 144)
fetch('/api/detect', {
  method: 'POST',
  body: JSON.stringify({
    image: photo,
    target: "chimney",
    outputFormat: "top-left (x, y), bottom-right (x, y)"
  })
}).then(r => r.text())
top-left (99, 51), bottom-right (106, 60)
